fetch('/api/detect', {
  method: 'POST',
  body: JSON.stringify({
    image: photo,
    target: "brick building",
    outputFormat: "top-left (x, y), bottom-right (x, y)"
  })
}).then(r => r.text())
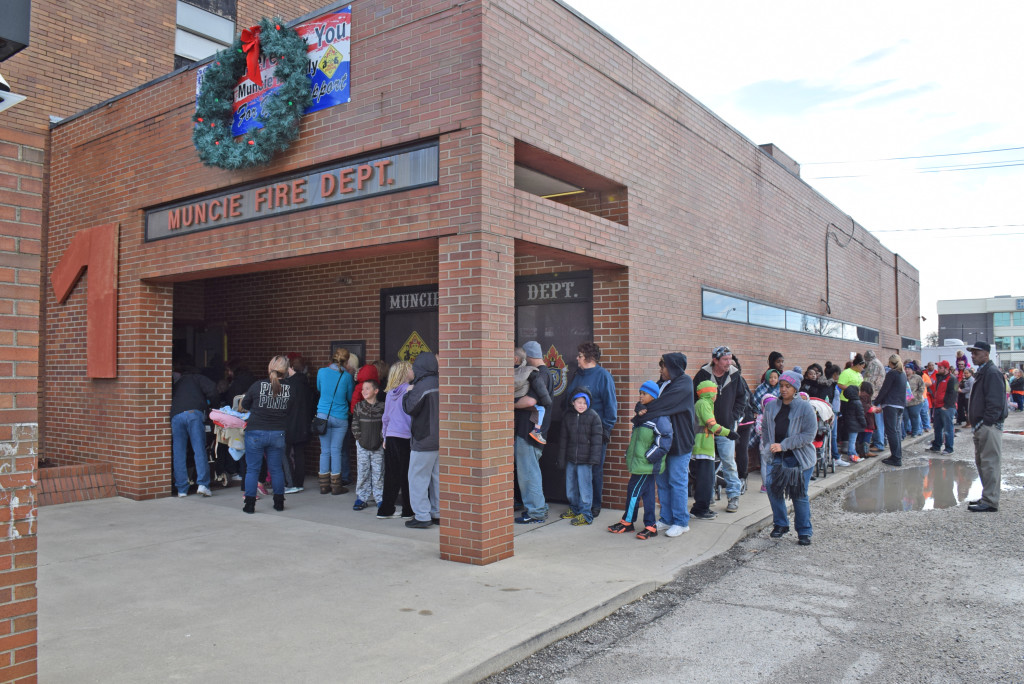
top-left (34, 0), bottom-right (920, 593)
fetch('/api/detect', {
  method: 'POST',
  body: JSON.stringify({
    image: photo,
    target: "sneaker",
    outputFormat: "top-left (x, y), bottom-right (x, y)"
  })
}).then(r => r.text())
top-left (376, 510), bottom-right (402, 519)
top-left (353, 499), bottom-right (367, 511)
top-left (798, 535), bottom-right (812, 546)
top-left (834, 458), bottom-right (851, 467)
top-left (197, 485), bottom-right (212, 497)
top-left (881, 457), bottom-right (902, 467)
top-left (177, 491), bottom-right (188, 498)
top-left (529, 429), bottom-right (547, 445)
top-left (230, 474), bottom-right (243, 482)
top-left (607, 521), bottom-right (636, 534)
top-left (692, 510), bottom-right (717, 520)
top-left (760, 484), bottom-right (767, 492)
top-left (655, 521), bottom-right (670, 532)
top-left (257, 483), bottom-right (268, 496)
top-left (665, 525), bottom-right (689, 537)
top-left (725, 497), bottom-right (739, 513)
top-left (848, 455), bottom-right (861, 463)
top-left (570, 514), bottom-right (591, 526)
top-left (635, 526), bottom-right (658, 540)
top-left (515, 514), bottom-right (546, 524)
top-left (559, 508), bottom-right (578, 520)
top-left (400, 511), bottom-right (415, 519)
top-left (926, 446), bottom-right (941, 452)
top-left (284, 486), bottom-right (303, 494)
top-left (943, 449), bottom-right (954, 454)
top-left (405, 519), bottom-right (432, 529)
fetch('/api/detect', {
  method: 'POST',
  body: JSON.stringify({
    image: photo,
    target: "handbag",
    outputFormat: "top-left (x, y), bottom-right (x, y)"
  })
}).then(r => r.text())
top-left (311, 371), bottom-right (344, 435)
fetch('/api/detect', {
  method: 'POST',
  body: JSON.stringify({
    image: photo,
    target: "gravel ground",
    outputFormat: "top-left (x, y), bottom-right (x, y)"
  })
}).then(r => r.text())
top-left (486, 412), bottom-right (1024, 683)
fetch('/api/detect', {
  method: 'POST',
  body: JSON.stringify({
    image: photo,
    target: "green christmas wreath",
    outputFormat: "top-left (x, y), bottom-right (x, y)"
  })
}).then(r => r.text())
top-left (192, 17), bottom-right (313, 170)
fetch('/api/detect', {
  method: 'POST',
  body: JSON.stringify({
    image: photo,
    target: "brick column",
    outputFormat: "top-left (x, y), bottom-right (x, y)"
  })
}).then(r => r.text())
top-left (0, 127), bottom-right (41, 681)
top-left (437, 232), bottom-right (515, 565)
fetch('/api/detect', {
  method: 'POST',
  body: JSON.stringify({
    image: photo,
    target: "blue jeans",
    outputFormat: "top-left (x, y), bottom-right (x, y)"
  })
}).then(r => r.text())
top-left (244, 429), bottom-right (285, 498)
top-left (656, 451), bottom-right (691, 528)
top-left (904, 403), bottom-right (923, 436)
top-left (845, 431), bottom-right (859, 458)
top-left (515, 436), bottom-right (547, 519)
top-left (172, 409), bottom-right (209, 494)
top-left (591, 440), bottom-right (608, 514)
top-left (767, 458), bottom-right (813, 537)
top-left (872, 411), bottom-right (885, 448)
top-left (318, 414), bottom-right (348, 475)
top-left (931, 407), bottom-right (954, 451)
top-left (921, 404), bottom-right (932, 430)
top-left (830, 419), bottom-right (839, 458)
top-left (565, 462), bottom-right (594, 522)
top-left (714, 434), bottom-right (742, 499)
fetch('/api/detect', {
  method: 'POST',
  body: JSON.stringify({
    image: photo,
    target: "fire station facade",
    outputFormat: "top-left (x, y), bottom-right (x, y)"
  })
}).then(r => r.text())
top-left (41, 0), bottom-right (920, 565)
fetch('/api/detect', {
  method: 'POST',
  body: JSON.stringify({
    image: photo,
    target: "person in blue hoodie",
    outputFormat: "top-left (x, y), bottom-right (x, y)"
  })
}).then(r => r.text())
top-left (564, 342), bottom-right (618, 518)
top-left (634, 353), bottom-right (694, 538)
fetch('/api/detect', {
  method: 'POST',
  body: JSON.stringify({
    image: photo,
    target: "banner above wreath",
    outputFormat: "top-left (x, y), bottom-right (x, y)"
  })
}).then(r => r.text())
top-left (192, 6), bottom-right (352, 171)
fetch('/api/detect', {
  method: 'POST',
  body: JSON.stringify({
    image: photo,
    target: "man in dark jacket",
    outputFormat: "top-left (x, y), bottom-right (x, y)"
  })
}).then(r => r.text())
top-left (638, 353), bottom-right (694, 538)
top-left (927, 360), bottom-right (958, 454)
top-left (171, 356), bottom-right (219, 498)
top-left (966, 342), bottom-right (1008, 512)
top-left (403, 352), bottom-right (440, 528)
top-left (564, 342), bottom-right (617, 518)
top-left (692, 345), bottom-right (749, 513)
top-left (514, 342), bottom-right (553, 524)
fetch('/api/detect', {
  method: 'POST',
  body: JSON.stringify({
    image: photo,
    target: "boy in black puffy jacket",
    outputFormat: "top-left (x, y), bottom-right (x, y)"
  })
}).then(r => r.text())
top-left (840, 384), bottom-right (867, 464)
top-left (558, 388), bottom-right (605, 526)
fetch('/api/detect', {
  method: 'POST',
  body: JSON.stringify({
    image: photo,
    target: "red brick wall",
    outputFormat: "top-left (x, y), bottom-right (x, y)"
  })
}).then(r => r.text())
top-left (0, 125), bottom-right (41, 682)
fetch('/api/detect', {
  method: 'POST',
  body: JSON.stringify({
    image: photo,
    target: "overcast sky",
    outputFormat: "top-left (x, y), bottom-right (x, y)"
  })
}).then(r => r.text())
top-left (565, 0), bottom-right (1024, 340)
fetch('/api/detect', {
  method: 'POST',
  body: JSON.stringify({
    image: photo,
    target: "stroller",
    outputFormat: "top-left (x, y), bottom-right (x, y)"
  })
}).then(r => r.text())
top-left (809, 397), bottom-right (835, 479)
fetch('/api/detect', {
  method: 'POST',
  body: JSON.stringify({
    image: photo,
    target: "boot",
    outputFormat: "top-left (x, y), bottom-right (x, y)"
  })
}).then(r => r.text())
top-left (319, 472), bottom-right (331, 495)
top-left (273, 494), bottom-right (285, 511)
top-left (242, 496), bottom-right (256, 514)
top-left (331, 474), bottom-right (348, 495)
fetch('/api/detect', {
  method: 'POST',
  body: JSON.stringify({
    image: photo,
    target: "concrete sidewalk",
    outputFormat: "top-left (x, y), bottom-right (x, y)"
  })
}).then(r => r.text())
top-left (38, 443), bottom-right (913, 683)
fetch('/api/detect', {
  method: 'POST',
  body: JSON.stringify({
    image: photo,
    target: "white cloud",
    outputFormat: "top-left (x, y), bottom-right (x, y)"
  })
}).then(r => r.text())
top-left (565, 0), bottom-right (1024, 334)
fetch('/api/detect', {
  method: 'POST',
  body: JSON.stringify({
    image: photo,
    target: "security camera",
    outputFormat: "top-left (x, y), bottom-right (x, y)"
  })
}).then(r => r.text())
top-left (0, 71), bottom-right (27, 114)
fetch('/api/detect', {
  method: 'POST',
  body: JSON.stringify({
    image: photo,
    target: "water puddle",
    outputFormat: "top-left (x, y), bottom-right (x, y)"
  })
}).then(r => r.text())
top-left (844, 459), bottom-right (989, 513)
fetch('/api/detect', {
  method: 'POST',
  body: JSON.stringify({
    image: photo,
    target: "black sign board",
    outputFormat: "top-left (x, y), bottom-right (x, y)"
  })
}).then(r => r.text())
top-left (515, 271), bottom-right (594, 503)
top-left (380, 285), bottom-right (439, 363)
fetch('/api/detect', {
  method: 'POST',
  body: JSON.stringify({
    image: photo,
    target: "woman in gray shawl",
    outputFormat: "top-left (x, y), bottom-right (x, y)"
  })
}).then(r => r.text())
top-left (761, 370), bottom-right (818, 546)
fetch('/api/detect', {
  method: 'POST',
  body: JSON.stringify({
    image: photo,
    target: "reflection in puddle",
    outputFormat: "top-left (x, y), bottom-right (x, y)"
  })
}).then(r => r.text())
top-left (844, 460), bottom-right (987, 513)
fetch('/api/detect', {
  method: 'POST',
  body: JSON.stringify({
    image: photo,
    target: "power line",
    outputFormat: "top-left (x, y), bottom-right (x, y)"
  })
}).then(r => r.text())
top-left (872, 224), bottom-right (1024, 233)
top-left (803, 145), bottom-right (1024, 165)
top-left (807, 161), bottom-right (1024, 179)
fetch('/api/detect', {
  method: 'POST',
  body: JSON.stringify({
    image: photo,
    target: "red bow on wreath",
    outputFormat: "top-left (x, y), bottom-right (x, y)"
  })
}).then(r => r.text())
top-left (240, 25), bottom-right (264, 87)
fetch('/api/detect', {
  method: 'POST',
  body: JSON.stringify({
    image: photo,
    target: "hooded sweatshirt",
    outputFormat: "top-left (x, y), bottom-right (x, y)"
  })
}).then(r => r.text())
top-left (403, 353), bottom-right (439, 451)
top-left (631, 353), bottom-right (694, 456)
top-left (694, 380), bottom-right (733, 459)
top-left (381, 382), bottom-right (412, 439)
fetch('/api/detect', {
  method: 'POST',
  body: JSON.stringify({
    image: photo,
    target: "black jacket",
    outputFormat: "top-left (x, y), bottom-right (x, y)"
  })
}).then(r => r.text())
top-left (632, 353), bottom-right (694, 456)
top-left (692, 362), bottom-right (748, 429)
top-left (283, 372), bottom-right (314, 444)
top-left (403, 353), bottom-right (439, 451)
top-left (843, 395), bottom-right (867, 434)
top-left (873, 368), bottom-right (907, 408)
top-left (170, 370), bottom-right (218, 417)
top-left (968, 360), bottom-right (1009, 427)
top-left (558, 389), bottom-right (604, 466)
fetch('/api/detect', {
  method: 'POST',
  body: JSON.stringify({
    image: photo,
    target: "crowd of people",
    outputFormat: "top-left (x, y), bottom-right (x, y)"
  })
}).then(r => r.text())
top-left (170, 336), bottom-right (1015, 534)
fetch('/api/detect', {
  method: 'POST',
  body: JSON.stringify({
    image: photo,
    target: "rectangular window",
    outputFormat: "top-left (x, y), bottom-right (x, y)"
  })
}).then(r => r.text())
top-left (748, 302), bottom-right (785, 329)
top-left (1014, 336), bottom-right (1024, 351)
top-left (702, 291), bottom-right (747, 323)
top-left (994, 336), bottom-right (1012, 351)
top-left (994, 312), bottom-right (1011, 327)
top-left (902, 337), bottom-right (921, 351)
top-left (176, 0), bottom-right (235, 64)
top-left (820, 318), bottom-right (844, 338)
top-left (1015, 312), bottom-right (1024, 326)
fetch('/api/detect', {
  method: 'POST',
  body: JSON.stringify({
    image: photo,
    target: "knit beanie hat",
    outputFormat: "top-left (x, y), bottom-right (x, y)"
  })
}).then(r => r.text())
top-left (639, 380), bottom-right (661, 399)
top-left (779, 370), bottom-right (803, 389)
top-left (522, 341), bottom-right (543, 359)
top-left (571, 392), bottom-right (590, 409)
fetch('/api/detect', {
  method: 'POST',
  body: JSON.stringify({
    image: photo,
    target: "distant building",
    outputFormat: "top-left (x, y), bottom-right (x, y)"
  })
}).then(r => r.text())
top-left (937, 296), bottom-right (1024, 368)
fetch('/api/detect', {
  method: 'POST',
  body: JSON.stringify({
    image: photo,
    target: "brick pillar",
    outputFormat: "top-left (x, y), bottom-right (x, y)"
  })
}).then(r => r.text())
top-left (437, 232), bottom-right (515, 565)
top-left (0, 126), bottom-right (41, 681)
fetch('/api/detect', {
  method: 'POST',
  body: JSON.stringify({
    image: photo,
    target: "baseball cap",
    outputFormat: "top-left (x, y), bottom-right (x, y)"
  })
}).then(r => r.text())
top-left (966, 341), bottom-right (991, 353)
top-left (937, 360), bottom-right (951, 369)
